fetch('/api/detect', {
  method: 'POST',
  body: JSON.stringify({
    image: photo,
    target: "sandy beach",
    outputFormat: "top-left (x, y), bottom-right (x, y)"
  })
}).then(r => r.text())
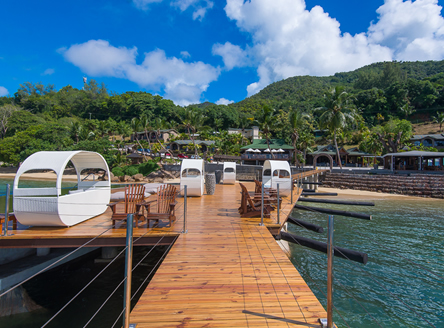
top-left (0, 172), bottom-right (89, 181)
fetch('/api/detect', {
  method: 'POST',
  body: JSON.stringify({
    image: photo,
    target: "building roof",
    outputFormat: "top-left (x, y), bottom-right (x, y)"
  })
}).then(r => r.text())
top-left (382, 151), bottom-right (444, 158)
top-left (240, 139), bottom-right (293, 150)
top-left (172, 140), bottom-right (215, 146)
top-left (410, 134), bottom-right (444, 140)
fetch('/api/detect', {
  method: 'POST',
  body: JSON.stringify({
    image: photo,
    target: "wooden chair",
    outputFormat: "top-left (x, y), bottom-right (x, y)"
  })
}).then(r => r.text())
top-left (108, 184), bottom-right (146, 228)
top-left (143, 185), bottom-right (178, 227)
top-left (253, 180), bottom-right (280, 207)
top-left (238, 183), bottom-right (274, 218)
top-left (0, 213), bottom-right (17, 230)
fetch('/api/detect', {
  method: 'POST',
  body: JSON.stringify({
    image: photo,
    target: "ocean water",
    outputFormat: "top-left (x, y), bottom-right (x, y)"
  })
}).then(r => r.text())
top-left (288, 195), bottom-right (444, 328)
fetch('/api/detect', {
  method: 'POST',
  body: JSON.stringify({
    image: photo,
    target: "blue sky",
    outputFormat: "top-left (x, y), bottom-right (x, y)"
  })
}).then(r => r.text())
top-left (1, 0), bottom-right (444, 106)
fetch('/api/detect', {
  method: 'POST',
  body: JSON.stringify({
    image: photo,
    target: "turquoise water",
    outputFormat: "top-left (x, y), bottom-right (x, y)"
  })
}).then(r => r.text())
top-left (289, 196), bottom-right (444, 327)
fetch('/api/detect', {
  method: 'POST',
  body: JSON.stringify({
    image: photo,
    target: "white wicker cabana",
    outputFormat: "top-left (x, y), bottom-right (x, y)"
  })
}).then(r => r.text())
top-left (262, 160), bottom-right (292, 196)
top-left (180, 159), bottom-right (205, 197)
top-left (13, 151), bottom-right (111, 227)
top-left (223, 162), bottom-right (236, 185)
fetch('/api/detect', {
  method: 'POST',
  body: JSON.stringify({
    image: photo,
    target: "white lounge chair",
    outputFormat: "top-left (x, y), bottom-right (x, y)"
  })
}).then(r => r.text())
top-left (223, 162), bottom-right (236, 184)
top-left (180, 159), bottom-right (204, 197)
top-left (262, 160), bottom-right (292, 196)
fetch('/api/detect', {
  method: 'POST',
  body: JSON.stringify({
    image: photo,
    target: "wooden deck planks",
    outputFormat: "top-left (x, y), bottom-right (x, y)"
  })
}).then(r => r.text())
top-left (130, 180), bottom-right (326, 327)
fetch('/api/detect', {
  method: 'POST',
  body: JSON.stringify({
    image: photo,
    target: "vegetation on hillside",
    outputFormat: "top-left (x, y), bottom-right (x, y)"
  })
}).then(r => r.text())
top-left (0, 59), bottom-right (443, 168)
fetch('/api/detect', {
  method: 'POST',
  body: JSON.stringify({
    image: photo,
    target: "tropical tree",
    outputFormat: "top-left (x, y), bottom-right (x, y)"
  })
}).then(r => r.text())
top-left (288, 107), bottom-right (310, 166)
top-left (152, 117), bottom-right (170, 152)
top-left (432, 112), bottom-right (444, 132)
top-left (254, 105), bottom-right (277, 158)
top-left (131, 117), bottom-right (146, 157)
top-left (180, 108), bottom-right (209, 156)
top-left (316, 86), bottom-right (358, 169)
top-left (373, 118), bottom-right (413, 153)
top-left (139, 114), bottom-right (151, 149)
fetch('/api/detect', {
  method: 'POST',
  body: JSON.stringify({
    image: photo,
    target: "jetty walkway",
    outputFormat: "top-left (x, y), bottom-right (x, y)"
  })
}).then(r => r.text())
top-left (1, 170), bottom-right (328, 327)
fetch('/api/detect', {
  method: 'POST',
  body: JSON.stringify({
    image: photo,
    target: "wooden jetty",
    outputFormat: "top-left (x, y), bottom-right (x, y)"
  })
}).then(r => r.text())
top-left (0, 170), bottom-right (328, 327)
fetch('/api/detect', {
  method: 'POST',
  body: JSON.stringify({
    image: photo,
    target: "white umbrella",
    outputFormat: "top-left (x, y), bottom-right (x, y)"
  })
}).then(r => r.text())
top-left (277, 148), bottom-right (284, 152)
top-left (246, 148), bottom-right (254, 152)
top-left (254, 149), bottom-right (261, 152)
top-left (263, 149), bottom-right (271, 152)
top-left (271, 149), bottom-right (278, 152)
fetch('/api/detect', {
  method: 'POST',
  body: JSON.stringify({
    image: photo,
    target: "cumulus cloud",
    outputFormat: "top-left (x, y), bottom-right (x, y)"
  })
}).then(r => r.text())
top-left (215, 98), bottom-right (235, 105)
top-left (180, 51), bottom-right (191, 58)
top-left (42, 68), bottom-right (55, 75)
top-left (368, 0), bottom-right (444, 60)
top-left (222, 0), bottom-right (444, 96)
top-left (60, 39), bottom-right (219, 106)
top-left (0, 86), bottom-right (8, 96)
top-left (212, 42), bottom-right (248, 70)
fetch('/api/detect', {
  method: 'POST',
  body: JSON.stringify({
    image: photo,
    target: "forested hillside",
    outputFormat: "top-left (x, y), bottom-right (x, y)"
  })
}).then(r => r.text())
top-left (0, 59), bottom-right (443, 168)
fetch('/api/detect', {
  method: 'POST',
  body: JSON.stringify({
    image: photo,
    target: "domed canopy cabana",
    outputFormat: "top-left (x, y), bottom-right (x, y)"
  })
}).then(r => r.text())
top-left (262, 160), bottom-right (292, 196)
top-left (223, 162), bottom-right (236, 185)
top-left (13, 151), bottom-right (111, 227)
top-left (180, 159), bottom-right (205, 197)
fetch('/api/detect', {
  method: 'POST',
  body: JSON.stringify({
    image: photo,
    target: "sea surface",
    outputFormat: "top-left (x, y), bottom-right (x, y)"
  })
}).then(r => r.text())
top-left (288, 195), bottom-right (444, 328)
top-left (1, 178), bottom-right (443, 327)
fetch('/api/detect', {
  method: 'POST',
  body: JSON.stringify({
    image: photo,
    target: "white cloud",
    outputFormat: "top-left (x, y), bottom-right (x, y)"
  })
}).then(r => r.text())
top-left (0, 86), bottom-right (8, 96)
top-left (368, 0), bottom-right (444, 60)
top-left (212, 42), bottom-right (248, 70)
top-left (180, 51), bottom-right (191, 58)
top-left (133, 0), bottom-right (163, 11)
top-left (223, 0), bottom-right (444, 96)
top-left (215, 98), bottom-right (234, 105)
top-left (133, 0), bottom-right (213, 19)
top-left (61, 39), bottom-right (220, 106)
top-left (42, 68), bottom-right (55, 75)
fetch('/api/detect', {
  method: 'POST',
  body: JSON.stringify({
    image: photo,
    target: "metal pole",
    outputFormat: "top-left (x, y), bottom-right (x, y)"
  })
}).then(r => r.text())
top-left (2, 184), bottom-right (10, 236)
top-left (327, 215), bottom-right (334, 328)
top-left (260, 181), bottom-right (264, 226)
top-left (123, 214), bottom-right (134, 328)
top-left (183, 185), bottom-right (187, 233)
top-left (276, 183), bottom-right (280, 225)
top-left (291, 178), bottom-right (294, 204)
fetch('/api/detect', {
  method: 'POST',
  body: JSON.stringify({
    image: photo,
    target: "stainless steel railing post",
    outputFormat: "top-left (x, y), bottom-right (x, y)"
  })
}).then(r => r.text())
top-left (291, 178), bottom-right (293, 204)
top-left (260, 182), bottom-right (264, 226)
top-left (327, 215), bottom-right (334, 328)
top-left (2, 184), bottom-right (10, 237)
top-left (183, 185), bottom-right (188, 233)
top-left (123, 213), bottom-right (134, 328)
top-left (276, 183), bottom-right (280, 225)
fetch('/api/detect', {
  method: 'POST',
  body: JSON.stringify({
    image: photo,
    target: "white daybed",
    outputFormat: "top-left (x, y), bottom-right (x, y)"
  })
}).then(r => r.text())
top-left (180, 159), bottom-right (204, 197)
top-left (13, 151), bottom-right (111, 227)
top-left (262, 160), bottom-right (292, 196)
top-left (223, 162), bottom-right (236, 185)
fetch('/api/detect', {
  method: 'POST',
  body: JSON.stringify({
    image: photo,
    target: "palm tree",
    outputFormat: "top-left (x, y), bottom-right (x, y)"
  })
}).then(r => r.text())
top-left (131, 117), bottom-right (145, 157)
top-left (180, 108), bottom-right (209, 156)
top-left (139, 114), bottom-right (151, 150)
top-left (288, 107), bottom-right (310, 167)
top-left (254, 105), bottom-right (277, 158)
top-left (432, 112), bottom-right (444, 132)
top-left (152, 117), bottom-right (170, 152)
top-left (316, 86), bottom-right (358, 169)
top-left (238, 114), bottom-right (251, 145)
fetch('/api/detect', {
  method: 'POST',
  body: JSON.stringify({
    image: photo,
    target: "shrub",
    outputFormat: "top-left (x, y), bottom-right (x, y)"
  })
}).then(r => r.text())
top-left (122, 165), bottom-right (139, 176)
top-left (138, 160), bottom-right (160, 175)
top-left (112, 167), bottom-right (124, 177)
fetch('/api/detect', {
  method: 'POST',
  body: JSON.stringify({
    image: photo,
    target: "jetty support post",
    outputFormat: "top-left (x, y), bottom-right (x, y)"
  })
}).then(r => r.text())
top-left (183, 185), bottom-right (188, 233)
top-left (123, 213), bottom-right (134, 328)
top-left (277, 183), bottom-right (280, 225)
top-left (2, 184), bottom-right (11, 236)
top-left (291, 178), bottom-right (293, 204)
top-left (260, 182), bottom-right (264, 226)
top-left (327, 215), bottom-right (334, 327)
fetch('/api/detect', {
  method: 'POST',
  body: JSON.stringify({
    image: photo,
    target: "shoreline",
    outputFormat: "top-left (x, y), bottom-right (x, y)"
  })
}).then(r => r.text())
top-left (1, 171), bottom-right (441, 202)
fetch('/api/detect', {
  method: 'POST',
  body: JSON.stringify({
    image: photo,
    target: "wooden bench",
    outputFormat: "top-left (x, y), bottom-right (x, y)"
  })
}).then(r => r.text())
top-left (143, 185), bottom-right (178, 227)
top-left (0, 213), bottom-right (17, 230)
top-left (108, 184), bottom-right (147, 228)
top-left (238, 183), bottom-right (274, 218)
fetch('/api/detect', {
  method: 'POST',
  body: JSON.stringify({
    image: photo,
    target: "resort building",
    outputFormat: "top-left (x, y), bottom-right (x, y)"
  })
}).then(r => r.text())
top-left (228, 126), bottom-right (261, 140)
top-left (169, 140), bottom-right (216, 154)
top-left (409, 134), bottom-right (444, 150)
top-left (132, 129), bottom-right (179, 143)
top-left (306, 145), bottom-right (373, 168)
top-left (382, 150), bottom-right (444, 171)
top-left (240, 139), bottom-right (293, 165)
